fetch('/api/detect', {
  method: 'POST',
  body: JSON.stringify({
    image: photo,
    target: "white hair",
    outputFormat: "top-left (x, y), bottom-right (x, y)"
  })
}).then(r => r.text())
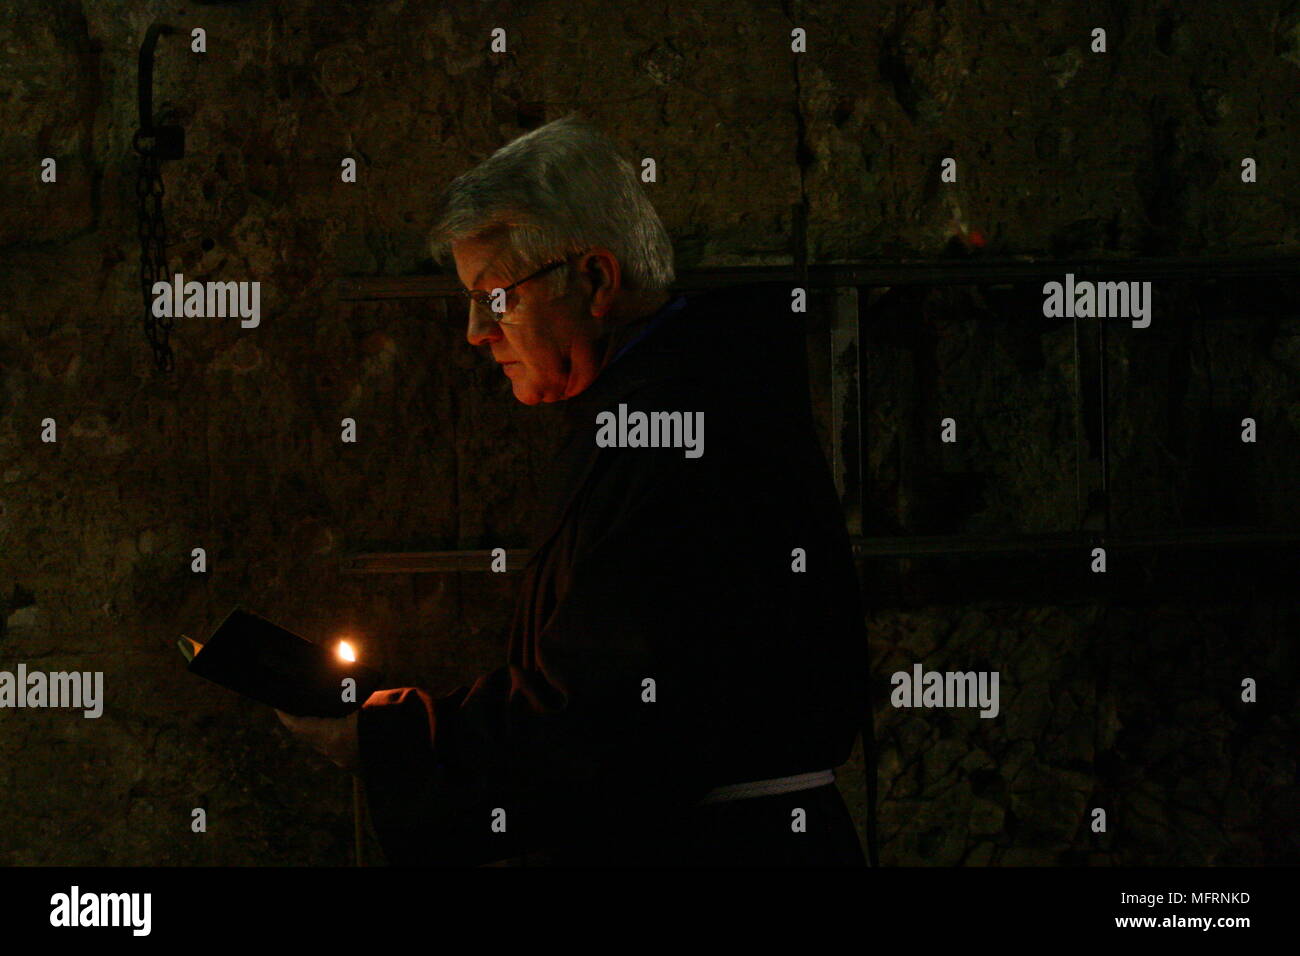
top-left (429, 113), bottom-right (676, 296)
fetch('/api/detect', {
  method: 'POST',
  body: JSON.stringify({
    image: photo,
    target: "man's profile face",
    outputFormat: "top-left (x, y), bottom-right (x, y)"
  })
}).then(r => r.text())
top-left (452, 235), bottom-right (604, 405)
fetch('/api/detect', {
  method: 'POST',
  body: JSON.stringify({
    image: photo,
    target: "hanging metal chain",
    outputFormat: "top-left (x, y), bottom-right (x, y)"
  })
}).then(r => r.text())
top-left (134, 22), bottom-right (183, 374)
top-left (134, 133), bottom-right (174, 373)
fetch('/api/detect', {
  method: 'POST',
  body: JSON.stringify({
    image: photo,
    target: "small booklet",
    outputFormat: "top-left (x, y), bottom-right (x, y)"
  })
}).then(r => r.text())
top-left (181, 606), bottom-right (382, 717)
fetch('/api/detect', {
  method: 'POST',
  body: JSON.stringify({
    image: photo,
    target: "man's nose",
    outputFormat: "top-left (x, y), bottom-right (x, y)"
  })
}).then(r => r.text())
top-left (466, 299), bottom-right (501, 347)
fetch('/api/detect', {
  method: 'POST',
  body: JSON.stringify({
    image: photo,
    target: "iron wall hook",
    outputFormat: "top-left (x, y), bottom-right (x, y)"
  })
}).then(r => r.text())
top-left (134, 23), bottom-right (184, 159)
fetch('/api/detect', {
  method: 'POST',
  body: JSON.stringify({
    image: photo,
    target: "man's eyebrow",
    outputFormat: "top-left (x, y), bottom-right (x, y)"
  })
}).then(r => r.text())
top-left (470, 258), bottom-right (502, 290)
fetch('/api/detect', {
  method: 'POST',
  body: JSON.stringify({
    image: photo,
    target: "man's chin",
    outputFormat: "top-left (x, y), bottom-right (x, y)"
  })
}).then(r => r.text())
top-left (509, 380), bottom-right (545, 406)
top-left (508, 373), bottom-right (571, 405)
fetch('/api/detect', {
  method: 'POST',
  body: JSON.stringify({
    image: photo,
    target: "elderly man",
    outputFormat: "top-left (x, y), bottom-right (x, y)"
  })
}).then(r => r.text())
top-left (280, 114), bottom-right (872, 866)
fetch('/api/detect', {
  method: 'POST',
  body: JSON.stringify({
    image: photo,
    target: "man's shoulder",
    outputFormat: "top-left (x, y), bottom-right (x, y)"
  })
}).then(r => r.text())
top-left (637, 283), bottom-right (805, 384)
top-left (676, 282), bottom-right (800, 335)
top-left (564, 282), bottom-right (809, 433)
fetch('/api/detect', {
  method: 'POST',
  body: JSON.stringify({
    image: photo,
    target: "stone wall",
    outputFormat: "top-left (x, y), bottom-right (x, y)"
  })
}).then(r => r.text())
top-left (1, 0), bottom-right (1297, 864)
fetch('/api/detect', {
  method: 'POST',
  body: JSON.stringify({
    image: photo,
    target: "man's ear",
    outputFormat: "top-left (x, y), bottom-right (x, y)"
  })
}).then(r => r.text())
top-left (582, 249), bottom-right (621, 318)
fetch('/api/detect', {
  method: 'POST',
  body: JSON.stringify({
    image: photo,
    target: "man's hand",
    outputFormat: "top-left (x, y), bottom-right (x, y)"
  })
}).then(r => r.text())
top-left (276, 709), bottom-right (359, 773)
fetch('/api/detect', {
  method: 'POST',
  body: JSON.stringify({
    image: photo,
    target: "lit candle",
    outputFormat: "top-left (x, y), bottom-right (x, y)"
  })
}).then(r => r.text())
top-left (335, 635), bottom-right (363, 867)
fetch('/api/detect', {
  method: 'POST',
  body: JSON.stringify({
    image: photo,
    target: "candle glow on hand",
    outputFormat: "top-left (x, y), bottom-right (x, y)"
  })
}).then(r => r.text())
top-left (337, 640), bottom-right (357, 663)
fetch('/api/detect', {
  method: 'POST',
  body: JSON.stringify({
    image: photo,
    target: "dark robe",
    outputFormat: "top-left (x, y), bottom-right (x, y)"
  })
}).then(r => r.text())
top-left (358, 283), bottom-right (870, 866)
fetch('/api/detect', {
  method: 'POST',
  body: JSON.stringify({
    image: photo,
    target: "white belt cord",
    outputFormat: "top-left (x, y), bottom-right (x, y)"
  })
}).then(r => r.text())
top-left (697, 769), bottom-right (835, 806)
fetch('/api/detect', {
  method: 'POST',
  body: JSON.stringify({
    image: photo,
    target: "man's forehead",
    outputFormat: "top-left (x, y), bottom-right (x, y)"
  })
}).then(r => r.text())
top-left (453, 238), bottom-right (507, 288)
top-left (472, 253), bottom-right (506, 288)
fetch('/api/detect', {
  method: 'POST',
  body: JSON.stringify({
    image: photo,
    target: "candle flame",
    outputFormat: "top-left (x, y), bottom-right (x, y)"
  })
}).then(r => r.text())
top-left (338, 640), bottom-right (356, 663)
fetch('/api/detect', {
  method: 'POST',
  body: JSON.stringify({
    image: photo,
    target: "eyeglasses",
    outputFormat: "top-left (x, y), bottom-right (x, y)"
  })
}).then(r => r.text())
top-left (458, 254), bottom-right (578, 321)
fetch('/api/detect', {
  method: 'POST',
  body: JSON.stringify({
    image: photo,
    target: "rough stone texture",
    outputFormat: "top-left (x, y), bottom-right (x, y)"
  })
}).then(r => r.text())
top-left (852, 601), bottom-right (1298, 865)
top-left (1, 1), bottom-right (1297, 865)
